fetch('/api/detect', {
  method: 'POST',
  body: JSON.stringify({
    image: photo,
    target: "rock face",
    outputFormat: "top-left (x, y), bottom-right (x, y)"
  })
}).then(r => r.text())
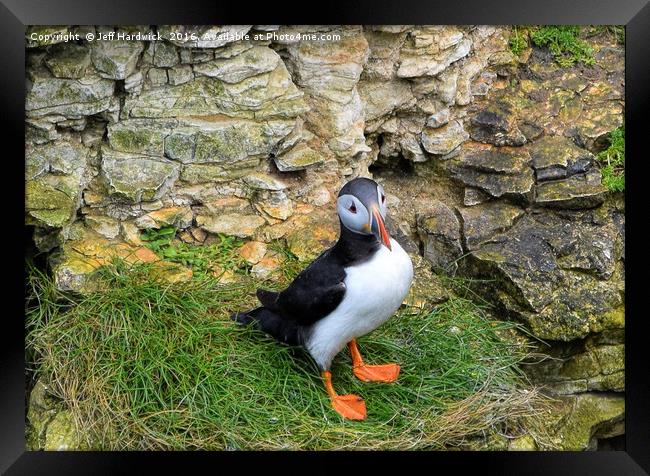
top-left (25, 25), bottom-right (625, 450)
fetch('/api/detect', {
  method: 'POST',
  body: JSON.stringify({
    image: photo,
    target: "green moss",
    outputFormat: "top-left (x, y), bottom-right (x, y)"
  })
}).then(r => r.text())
top-left (25, 180), bottom-right (76, 227)
top-left (597, 126), bottom-right (625, 193)
top-left (531, 26), bottom-right (595, 67)
top-left (109, 127), bottom-right (164, 155)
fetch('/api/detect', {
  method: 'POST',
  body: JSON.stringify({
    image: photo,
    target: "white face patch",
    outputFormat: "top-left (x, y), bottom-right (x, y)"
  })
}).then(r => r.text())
top-left (337, 194), bottom-right (370, 235)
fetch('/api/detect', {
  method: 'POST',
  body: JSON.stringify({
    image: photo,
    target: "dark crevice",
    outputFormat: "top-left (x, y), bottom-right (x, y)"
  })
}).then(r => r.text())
top-left (368, 154), bottom-right (415, 177)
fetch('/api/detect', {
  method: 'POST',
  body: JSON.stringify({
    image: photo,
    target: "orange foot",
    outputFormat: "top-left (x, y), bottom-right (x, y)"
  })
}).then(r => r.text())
top-left (353, 363), bottom-right (401, 383)
top-left (331, 394), bottom-right (367, 421)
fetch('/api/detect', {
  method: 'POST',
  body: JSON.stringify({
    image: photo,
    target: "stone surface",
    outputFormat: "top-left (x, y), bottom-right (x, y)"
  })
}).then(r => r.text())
top-left (100, 148), bottom-right (180, 202)
top-left (45, 44), bottom-right (91, 79)
top-left (124, 64), bottom-right (309, 121)
top-left (26, 73), bottom-right (115, 119)
top-left (444, 143), bottom-right (535, 202)
top-left (91, 40), bottom-right (144, 80)
top-left (535, 170), bottom-right (607, 209)
top-left (459, 202), bottom-right (524, 250)
top-left (469, 104), bottom-right (527, 146)
top-left (196, 213), bottom-right (265, 238)
top-left (463, 211), bottom-right (622, 341)
top-left (397, 27), bottom-right (471, 78)
top-left (134, 206), bottom-right (193, 229)
top-left (529, 135), bottom-right (597, 182)
top-left (26, 141), bottom-right (90, 228)
top-left (416, 201), bottom-right (463, 274)
top-left (193, 45), bottom-right (280, 83)
top-left (420, 120), bottom-right (469, 156)
top-left (274, 143), bottom-right (323, 172)
top-left (238, 240), bottom-right (267, 265)
top-left (545, 393), bottom-right (625, 450)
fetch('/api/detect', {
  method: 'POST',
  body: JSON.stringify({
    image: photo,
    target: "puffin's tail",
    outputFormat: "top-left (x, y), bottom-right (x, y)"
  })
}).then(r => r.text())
top-left (231, 307), bottom-right (303, 346)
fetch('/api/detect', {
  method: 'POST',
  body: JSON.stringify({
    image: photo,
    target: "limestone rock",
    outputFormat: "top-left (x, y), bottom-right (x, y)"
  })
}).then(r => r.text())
top-left (91, 40), bottom-right (144, 80)
top-left (464, 212), bottom-right (622, 341)
top-left (535, 170), bottom-right (607, 209)
top-left (444, 143), bottom-right (534, 202)
top-left (151, 41), bottom-right (179, 68)
top-left (251, 251), bottom-right (284, 278)
top-left (124, 65), bottom-right (308, 121)
top-left (238, 240), bottom-right (267, 265)
top-left (254, 191), bottom-right (294, 220)
top-left (463, 187), bottom-right (491, 206)
top-left (397, 28), bottom-right (471, 78)
top-left (25, 141), bottom-right (90, 228)
top-left (100, 148), bottom-right (180, 202)
top-left (282, 208), bottom-right (338, 262)
top-left (44, 411), bottom-right (85, 451)
top-left (420, 120), bottom-right (469, 156)
top-left (416, 201), bottom-right (463, 274)
top-left (243, 172), bottom-right (288, 191)
top-left (274, 143), bottom-right (323, 172)
top-left (525, 331), bottom-right (624, 394)
top-left (193, 45), bottom-right (280, 83)
top-left (279, 27), bottom-right (370, 158)
top-left (44, 44), bottom-right (91, 79)
top-left (469, 104), bottom-right (527, 147)
top-left (545, 393), bottom-right (624, 450)
top-left (530, 135), bottom-right (596, 182)
top-left (26, 73), bottom-right (115, 119)
top-left (358, 80), bottom-right (415, 123)
top-left (459, 202), bottom-right (524, 250)
top-left (196, 213), bottom-right (265, 238)
top-left (362, 29), bottom-right (407, 80)
top-left (426, 108), bottom-right (450, 128)
top-left (135, 206), bottom-right (194, 229)
top-left (167, 65), bottom-right (194, 85)
top-left (84, 215), bottom-right (121, 239)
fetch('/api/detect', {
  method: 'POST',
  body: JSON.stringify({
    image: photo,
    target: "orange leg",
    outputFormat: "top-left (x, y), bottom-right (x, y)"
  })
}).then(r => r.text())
top-left (348, 339), bottom-right (400, 383)
top-left (322, 370), bottom-right (366, 421)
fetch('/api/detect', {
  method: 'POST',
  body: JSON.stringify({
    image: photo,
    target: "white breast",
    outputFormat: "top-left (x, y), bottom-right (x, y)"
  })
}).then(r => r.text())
top-left (305, 238), bottom-right (414, 370)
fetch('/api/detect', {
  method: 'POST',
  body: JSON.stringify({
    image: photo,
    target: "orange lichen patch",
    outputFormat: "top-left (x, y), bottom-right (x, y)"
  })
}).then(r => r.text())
top-left (238, 240), bottom-right (267, 265)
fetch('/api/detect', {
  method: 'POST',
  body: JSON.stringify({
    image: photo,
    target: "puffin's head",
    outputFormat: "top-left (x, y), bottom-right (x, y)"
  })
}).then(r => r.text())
top-left (337, 177), bottom-right (391, 250)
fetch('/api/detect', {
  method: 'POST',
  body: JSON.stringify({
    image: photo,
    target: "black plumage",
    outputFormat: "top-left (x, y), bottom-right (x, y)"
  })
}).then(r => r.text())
top-left (232, 214), bottom-right (381, 346)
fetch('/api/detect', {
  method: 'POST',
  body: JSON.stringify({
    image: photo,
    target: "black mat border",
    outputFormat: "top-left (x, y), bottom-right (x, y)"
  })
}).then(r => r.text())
top-left (2, 1), bottom-right (648, 474)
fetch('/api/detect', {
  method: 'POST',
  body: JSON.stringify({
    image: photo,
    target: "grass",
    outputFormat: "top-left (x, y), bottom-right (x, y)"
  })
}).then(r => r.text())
top-left (530, 26), bottom-right (595, 67)
top-left (508, 26), bottom-right (529, 57)
top-left (597, 125), bottom-right (625, 193)
top-left (26, 254), bottom-right (551, 450)
top-left (508, 26), bottom-right (596, 67)
top-left (141, 227), bottom-right (248, 277)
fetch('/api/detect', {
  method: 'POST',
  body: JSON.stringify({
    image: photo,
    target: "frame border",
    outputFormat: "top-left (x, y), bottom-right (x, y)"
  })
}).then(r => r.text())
top-left (5, 1), bottom-right (648, 473)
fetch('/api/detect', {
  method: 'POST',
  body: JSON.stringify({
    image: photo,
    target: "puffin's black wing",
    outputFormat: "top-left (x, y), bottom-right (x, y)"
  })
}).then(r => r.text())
top-left (256, 250), bottom-right (347, 326)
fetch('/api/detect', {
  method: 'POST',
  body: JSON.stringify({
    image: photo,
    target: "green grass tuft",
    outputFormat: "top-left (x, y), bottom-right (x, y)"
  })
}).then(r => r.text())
top-left (26, 258), bottom-right (549, 450)
top-left (531, 26), bottom-right (595, 67)
top-left (508, 26), bottom-right (529, 56)
top-left (597, 126), bottom-right (625, 193)
top-left (141, 227), bottom-right (248, 277)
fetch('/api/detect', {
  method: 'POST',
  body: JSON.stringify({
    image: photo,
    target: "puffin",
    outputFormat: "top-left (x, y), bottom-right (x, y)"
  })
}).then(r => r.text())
top-left (233, 177), bottom-right (414, 420)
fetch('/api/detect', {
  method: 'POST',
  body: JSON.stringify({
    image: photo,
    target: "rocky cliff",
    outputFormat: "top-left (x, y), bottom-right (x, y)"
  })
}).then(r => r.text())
top-left (25, 25), bottom-right (625, 450)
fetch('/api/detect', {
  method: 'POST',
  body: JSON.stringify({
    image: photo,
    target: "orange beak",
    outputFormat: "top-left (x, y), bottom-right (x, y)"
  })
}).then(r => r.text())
top-left (372, 207), bottom-right (392, 251)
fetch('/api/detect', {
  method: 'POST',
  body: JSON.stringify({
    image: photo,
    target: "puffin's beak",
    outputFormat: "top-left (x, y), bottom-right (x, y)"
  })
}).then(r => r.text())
top-left (371, 206), bottom-right (391, 251)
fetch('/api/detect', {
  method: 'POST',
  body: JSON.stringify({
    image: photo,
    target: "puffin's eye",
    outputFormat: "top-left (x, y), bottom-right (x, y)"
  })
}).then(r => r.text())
top-left (349, 203), bottom-right (357, 214)
top-left (381, 194), bottom-right (386, 204)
